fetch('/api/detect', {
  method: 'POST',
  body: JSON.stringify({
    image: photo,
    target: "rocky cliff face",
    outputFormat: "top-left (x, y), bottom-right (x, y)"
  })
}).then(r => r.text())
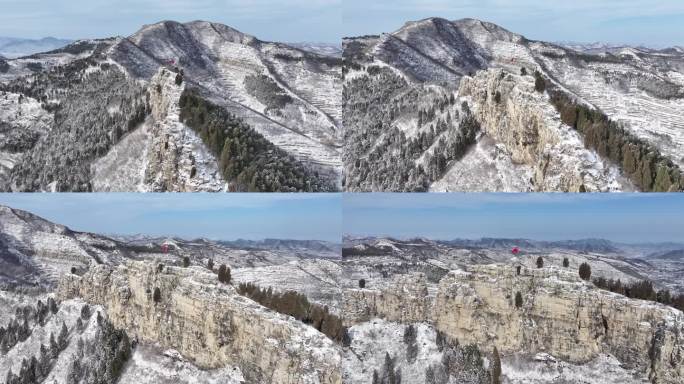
top-left (57, 260), bottom-right (341, 384)
top-left (458, 69), bottom-right (630, 192)
top-left (143, 68), bottom-right (226, 191)
top-left (432, 265), bottom-right (684, 384)
top-left (339, 263), bottom-right (684, 383)
top-left (342, 273), bottom-right (430, 325)
top-left (91, 67), bottom-right (226, 192)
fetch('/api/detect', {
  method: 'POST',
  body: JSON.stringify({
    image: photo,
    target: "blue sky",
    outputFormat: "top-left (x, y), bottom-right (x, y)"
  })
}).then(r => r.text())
top-left (0, 193), bottom-right (342, 242)
top-left (1, 1), bottom-right (682, 46)
top-left (343, 194), bottom-right (684, 243)
top-left (0, 193), bottom-right (681, 243)
top-left (0, 0), bottom-right (341, 43)
top-left (343, 0), bottom-right (684, 47)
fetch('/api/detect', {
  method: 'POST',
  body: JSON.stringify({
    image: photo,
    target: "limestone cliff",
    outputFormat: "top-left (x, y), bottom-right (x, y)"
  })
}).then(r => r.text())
top-left (144, 68), bottom-right (226, 191)
top-left (57, 260), bottom-right (341, 384)
top-left (458, 69), bottom-right (630, 192)
top-left (342, 273), bottom-right (429, 325)
top-left (340, 264), bottom-right (684, 383)
top-left (432, 265), bottom-right (684, 384)
top-left (90, 67), bottom-right (226, 192)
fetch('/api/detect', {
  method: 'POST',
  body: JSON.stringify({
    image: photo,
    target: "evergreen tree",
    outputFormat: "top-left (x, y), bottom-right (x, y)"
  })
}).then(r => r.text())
top-left (48, 297), bottom-right (58, 314)
top-left (515, 292), bottom-right (523, 308)
top-left (563, 258), bottom-right (570, 268)
top-left (218, 264), bottom-right (228, 283)
top-left (80, 305), bottom-right (91, 320)
top-left (49, 332), bottom-right (59, 358)
top-left (491, 346), bottom-right (502, 384)
top-left (358, 279), bottom-right (366, 288)
top-left (534, 71), bottom-right (546, 92)
top-left (536, 256), bottom-right (544, 268)
top-left (182, 256), bottom-right (190, 268)
top-left (39, 343), bottom-right (51, 376)
top-left (579, 263), bottom-right (592, 281)
top-left (58, 322), bottom-right (69, 351)
top-left (207, 258), bottom-right (214, 271)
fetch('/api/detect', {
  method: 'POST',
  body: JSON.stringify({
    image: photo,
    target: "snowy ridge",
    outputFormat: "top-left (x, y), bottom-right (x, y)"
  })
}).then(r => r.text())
top-left (344, 17), bottom-right (683, 191)
top-left (115, 20), bottom-right (342, 182)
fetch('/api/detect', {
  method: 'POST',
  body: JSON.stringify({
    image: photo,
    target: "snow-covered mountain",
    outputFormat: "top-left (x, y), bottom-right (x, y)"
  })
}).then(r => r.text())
top-left (0, 204), bottom-right (346, 383)
top-left (343, 17), bottom-right (684, 192)
top-left (0, 36), bottom-right (72, 58)
top-left (0, 20), bottom-right (342, 191)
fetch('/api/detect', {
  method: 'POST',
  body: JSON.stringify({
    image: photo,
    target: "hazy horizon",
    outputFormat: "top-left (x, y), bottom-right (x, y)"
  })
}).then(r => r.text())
top-left (0, 193), bottom-right (343, 242)
top-left (343, 0), bottom-right (684, 47)
top-left (343, 193), bottom-right (684, 243)
top-left (2, 1), bottom-right (683, 47)
top-left (0, 0), bottom-right (342, 44)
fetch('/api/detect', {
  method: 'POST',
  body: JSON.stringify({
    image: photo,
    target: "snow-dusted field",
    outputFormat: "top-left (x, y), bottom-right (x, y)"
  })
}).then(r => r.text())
top-left (119, 344), bottom-right (244, 384)
top-left (502, 353), bottom-right (650, 384)
top-left (431, 134), bottom-right (534, 192)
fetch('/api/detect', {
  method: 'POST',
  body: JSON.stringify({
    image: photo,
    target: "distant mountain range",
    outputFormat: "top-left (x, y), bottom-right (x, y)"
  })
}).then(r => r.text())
top-left (343, 235), bottom-right (684, 256)
top-left (556, 41), bottom-right (684, 54)
top-left (0, 36), bottom-right (72, 58)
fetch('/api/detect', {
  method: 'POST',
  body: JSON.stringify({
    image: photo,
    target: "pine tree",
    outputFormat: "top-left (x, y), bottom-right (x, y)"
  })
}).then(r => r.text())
top-left (579, 262), bottom-right (592, 281)
top-left (218, 264), bottom-right (227, 283)
top-left (515, 292), bottom-right (523, 308)
top-left (536, 256), bottom-right (544, 268)
top-left (58, 322), bottom-right (68, 351)
top-left (39, 343), bottom-right (51, 376)
top-left (153, 287), bottom-right (161, 303)
top-left (534, 71), bottom-right (546, 92)
top-left (563, 258), bottom-right (569, 268)
top-left (49, 333), bottom-right (59, 358)
top-left (207, 258), bottom-right (214, 271)
top-left (182, 256), bottom-right (190, 268)
top-left (358, 279), bottom-right (366, 288)
top-left (48, 297), bottom-right (58, 314)
top-left (491, 346), bottom-right (502, 384)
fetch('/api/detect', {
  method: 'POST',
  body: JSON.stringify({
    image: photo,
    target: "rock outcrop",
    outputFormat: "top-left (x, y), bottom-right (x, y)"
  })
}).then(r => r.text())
top-left (339, 263), bottom-right (684, 383)
top-left (433, 265), bottom-right (684, 384)
top-left (342, 272), bottom-right (430, 325)
top-left (458, 69), bottom-right (630, 192)
top-left (57, 260), bottom-right (341, 384)
top-left (143, 68), bottom-right (226, 191)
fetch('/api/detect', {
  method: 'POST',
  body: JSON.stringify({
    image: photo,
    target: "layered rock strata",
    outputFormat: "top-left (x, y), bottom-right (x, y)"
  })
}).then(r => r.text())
top-left (58, 260), bottom-right (341, 384)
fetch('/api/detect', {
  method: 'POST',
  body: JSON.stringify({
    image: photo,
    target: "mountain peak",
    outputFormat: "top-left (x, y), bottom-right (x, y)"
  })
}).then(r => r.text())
top-left (130, 19), bottom-right (257, 47)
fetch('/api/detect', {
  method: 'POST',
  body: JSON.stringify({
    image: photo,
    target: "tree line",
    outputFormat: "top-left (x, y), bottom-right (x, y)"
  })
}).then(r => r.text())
top-left (178, 89), bottom-right (335, 192)
top-left (539, 72), bottom-right (683, 191)
top-left (592, 277), bottom-right (684, 312)
top-left (236, 282), bottom-right (345, 342)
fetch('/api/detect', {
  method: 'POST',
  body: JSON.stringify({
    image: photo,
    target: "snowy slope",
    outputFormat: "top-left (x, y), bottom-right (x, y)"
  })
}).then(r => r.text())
top-left (0, 21), bottom-right (342, 191)
top-left (113, 20), bottom-right (342, 182)
top-left (119, 344), bottom-right (244, 384)
top-left (344, 17), bottom-right (683, 191)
